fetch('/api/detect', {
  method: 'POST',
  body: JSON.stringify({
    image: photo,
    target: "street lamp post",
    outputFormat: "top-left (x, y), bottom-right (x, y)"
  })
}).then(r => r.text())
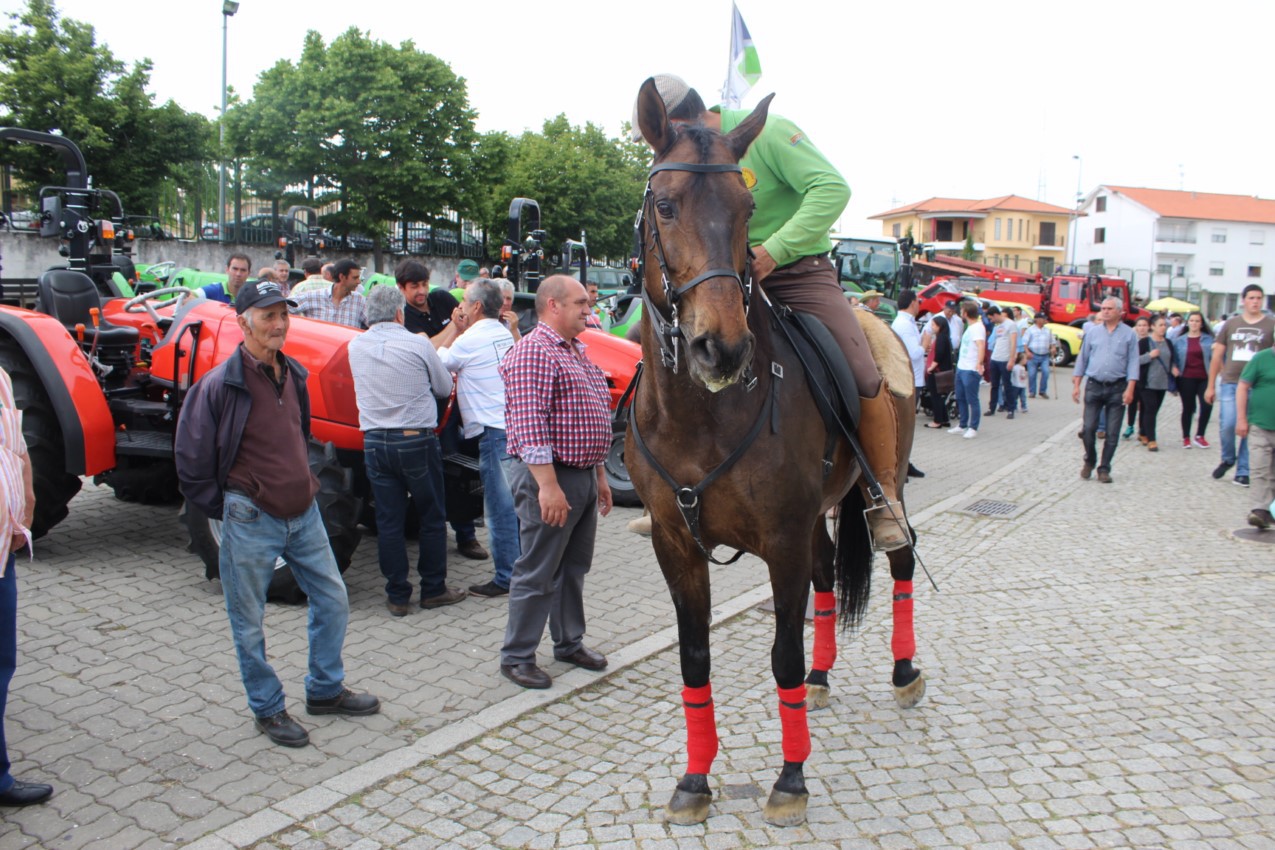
top-left (219, 1), bottom-right (239, 243)
top-left (1068, 154), bottom-right (1082, 273)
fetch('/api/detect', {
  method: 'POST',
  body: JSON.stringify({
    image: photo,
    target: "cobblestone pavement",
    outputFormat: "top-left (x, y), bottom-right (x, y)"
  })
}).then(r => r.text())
top-left (3, 382), bottom-right (1273, 848)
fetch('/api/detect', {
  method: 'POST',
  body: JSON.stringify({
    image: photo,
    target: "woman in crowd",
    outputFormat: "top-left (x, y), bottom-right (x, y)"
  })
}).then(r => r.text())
top-left (1122, 316), bottom-right (1150, 439)
top-left (1137, 315), bottom-right (1176, 451)
top-left (1171, 311), bottom-right (1215, 449)
top-left (923, 309), bottom-right (953, 428)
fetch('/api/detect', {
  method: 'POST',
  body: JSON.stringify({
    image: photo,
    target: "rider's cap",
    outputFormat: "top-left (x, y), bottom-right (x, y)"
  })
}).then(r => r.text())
top-left (457, 259), bottom-right (479, 281)
top-left (630, 74), bottom-right (693, 143)
top-left (235, 279), bottom-right (297, 314)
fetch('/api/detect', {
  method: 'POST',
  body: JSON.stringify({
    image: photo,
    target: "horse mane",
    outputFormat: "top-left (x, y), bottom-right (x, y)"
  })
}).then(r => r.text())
top-left (667, 122), bottom-right (721, 164)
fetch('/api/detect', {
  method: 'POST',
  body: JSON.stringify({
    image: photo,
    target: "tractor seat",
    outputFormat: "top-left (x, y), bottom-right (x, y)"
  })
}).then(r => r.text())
top-left (35, 269), bottom-right (140, 348)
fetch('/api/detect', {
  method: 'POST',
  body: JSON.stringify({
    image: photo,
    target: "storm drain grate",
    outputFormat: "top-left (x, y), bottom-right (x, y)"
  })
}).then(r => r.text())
top-left (957, 499), bottom-right (1024, 519)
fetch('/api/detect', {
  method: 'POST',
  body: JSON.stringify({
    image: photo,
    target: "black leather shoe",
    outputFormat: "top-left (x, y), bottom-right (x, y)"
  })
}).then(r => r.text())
top-left (907, 463), bottom-right (925, 479)
top-left (469, 580), bottom-right (509, 597)
top-left (457, 539), bottom-right (490, 560)
top-left (306, 688), bottom-right (381, 716)
top-left (555, 646), bottom-right (608, 671)
top-left (254, 711), bottom-right (310, 747)
top-left (501, 662), bottom-right (552, 689)
top-left (0, 779), bottom-right (53, 807)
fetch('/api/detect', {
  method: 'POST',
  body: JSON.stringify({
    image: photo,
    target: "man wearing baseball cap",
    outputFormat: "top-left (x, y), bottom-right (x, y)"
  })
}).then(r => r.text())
top-left (453, 259), bottom-right (480, 292)
top-left (632, 74), bottom-right (911, 550)
top-left (175, 280), bottom-right (380, 748)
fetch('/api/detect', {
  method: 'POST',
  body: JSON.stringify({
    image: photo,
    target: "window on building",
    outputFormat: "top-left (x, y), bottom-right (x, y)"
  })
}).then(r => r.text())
top-left (1249, 265), bottom-right (1262, 278)
top-left (1252, 230), bottom-right (1265, 245)
top-left (1212, 229), bottom-right (1227, 243)
top-left (1156, 263), bottom-right (1172, 275)
top-left (1039, 222), bottom-right (1056, 246)
top-left (1209, 264), bottom-right (1224, 277)
top-left (935, 220), bottom-right (954, 242)
top-left (1039, 257), bottom-right (1055, 276)
top-left (1088, 259), bottom-right (1105, 274)
top-left (1176, 265), bottom-right (1185, 276)
top-left (1018, 219), bottom-right (1024, 241)
top-left (1095, 227), bottom-right (1106, 243)
top-left (994, 218), bottom-right (1001, 240)
top-left (1095, 196), bottom-right (1107, 212)
top-left (892, 223), bottom-right (901, 238)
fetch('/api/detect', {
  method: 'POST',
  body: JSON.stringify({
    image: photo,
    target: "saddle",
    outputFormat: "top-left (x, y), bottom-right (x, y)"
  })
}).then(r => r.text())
top-left (773, 308), bottom-right (860, 438)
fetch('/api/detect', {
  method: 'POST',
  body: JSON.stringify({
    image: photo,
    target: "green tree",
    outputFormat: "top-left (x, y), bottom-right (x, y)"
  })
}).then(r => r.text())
top-left (961, 231), bottom-right (976, 261)
top-left (487, 115), bottom-right (646, 262)
top-left (229, 28), bottom-right (479, 270)
top-left (0, 0), bottom-right (211, 216)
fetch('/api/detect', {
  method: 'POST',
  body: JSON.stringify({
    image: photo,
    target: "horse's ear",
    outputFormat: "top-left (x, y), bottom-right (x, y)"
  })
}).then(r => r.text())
top-left (636, 77), bottom-right (675, 156)
top-left (724, 93), bottom-right (774, 161)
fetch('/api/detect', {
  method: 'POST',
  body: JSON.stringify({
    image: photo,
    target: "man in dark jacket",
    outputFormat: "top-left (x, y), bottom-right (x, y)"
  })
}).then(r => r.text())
top-left (175, 280), bottom-right (379, 748)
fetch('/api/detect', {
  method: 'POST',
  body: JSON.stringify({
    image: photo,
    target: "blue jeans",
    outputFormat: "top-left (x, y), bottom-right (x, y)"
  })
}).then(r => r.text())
top-left (1218, 381), bottom-right (1250, 476)
top-left (479, 428), bottom-right (520, 588)
top-left (1026, 355), bottom-right (1050, 396)
top-left (364, 429), bottom-right (449, 603)
top-left (220, 495), bottom-right (349, 718)
top-left (1, 557), bottom-right (16, 794)
top-left (955, 369), bottom-right (981, 430)
top-left (1082, 380), bottom-right (1126, 472)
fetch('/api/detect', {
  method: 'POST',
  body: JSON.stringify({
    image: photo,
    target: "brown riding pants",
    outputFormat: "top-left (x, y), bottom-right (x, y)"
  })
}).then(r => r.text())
top-left (761, 254), bottom-right (883, 397)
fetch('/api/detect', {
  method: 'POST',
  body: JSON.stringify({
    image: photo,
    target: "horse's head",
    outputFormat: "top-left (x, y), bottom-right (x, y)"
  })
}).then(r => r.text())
top-left (634, 77), bottom-right (772, 392)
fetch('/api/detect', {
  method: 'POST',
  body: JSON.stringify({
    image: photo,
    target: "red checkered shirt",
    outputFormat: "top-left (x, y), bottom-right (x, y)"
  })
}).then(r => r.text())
top-left (501, 322), bottom-right (611, 468)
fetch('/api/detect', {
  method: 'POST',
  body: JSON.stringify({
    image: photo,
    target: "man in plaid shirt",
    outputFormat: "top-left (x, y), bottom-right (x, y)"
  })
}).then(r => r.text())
top-left (497, 275), bottom-right (613, 689)
top-left (292, 259), bottom-right (366, 328)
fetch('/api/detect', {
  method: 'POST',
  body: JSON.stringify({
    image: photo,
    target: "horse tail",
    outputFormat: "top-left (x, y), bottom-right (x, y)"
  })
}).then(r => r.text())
top-left (833, 485), bottom-right (874, 632)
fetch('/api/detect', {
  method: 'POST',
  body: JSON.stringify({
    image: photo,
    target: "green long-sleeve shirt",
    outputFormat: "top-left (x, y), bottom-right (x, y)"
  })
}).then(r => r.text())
top-left (719, 108), bottom-right (850, 268)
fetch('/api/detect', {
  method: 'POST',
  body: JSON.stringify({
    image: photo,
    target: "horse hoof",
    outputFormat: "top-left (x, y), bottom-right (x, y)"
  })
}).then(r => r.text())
top-left (894, 672), bottom-right (926, 708)
top-left (806, 683), bottom-right (831, 711)
top-left (665, 789), bottom-right (712, 825)
top-left (762, 788), bottom-right (809, 826)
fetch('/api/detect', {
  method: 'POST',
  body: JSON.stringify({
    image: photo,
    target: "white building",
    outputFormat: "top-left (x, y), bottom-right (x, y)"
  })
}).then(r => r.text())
top-left (1071, 186), bottom-right (1275, 319)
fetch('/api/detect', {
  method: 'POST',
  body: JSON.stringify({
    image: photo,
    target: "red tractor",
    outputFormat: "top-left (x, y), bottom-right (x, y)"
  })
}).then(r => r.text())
top-left (0, 129), bottom-right (643, 599)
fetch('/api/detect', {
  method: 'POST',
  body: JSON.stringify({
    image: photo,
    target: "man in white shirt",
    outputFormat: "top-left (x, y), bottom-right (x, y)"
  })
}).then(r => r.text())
top-left (891, 289), bottom-right (927, 478)
top-left (431, 279), bottom-right (521, 597)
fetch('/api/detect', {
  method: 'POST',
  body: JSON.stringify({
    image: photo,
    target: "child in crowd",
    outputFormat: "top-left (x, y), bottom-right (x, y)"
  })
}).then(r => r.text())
top-left (1009, 351), bottom-right (1028, 419)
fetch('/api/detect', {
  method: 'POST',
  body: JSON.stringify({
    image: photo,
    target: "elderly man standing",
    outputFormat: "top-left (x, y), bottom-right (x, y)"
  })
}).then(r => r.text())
top-left (498, 275), bottom-right (613, 689)
top-left (349, 285), bottom-right (466, 616)
top-left (431, 279), bottom-right (520, 597)
top-left (293, 258), bottom-right (366, 329)
top-left (175, 280), bottom-right (379, 747)
top-left (1072, 297), bottom-right (1140, 483)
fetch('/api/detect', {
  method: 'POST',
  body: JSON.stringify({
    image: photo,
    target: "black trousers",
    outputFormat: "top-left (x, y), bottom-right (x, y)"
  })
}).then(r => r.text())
top-left (1138, 388), bottom-right (1165, 442)
top-left (1083, 381), bottom-right (1126, 472)
top-left (1177, 376), bottom-right (1213, 439)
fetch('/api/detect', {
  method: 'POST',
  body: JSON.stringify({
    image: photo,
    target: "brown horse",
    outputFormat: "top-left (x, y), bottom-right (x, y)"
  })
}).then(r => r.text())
top-left (626, 78), bottom-right (926, 827)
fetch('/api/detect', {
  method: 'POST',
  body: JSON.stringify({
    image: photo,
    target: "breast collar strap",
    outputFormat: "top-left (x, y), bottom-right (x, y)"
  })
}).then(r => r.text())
top-left (636, 160), bottom-right (753, 373)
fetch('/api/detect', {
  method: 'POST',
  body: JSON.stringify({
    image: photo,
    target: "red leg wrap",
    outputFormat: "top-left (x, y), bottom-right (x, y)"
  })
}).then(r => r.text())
top-left (891, 580), bottom-right (916, 661)
top-left (683, 684), bottom-right (719, 775)
top-left (777, 684), bottom-right (811, 763)
top-left (812, 591), bottom-right (837, 671)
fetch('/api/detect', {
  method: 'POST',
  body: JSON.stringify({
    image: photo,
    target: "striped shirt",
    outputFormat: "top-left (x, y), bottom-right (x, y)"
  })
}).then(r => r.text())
top-left (437, 318), bottom-right (515, 437)
top-left (501, 323), bottom-right (611, 468)
top-left (0, 368), bottom-right (31, 574)
top-left (348, 322), bottom-right (453, 431)
top-left (293, 285), bottom-right (367, 329)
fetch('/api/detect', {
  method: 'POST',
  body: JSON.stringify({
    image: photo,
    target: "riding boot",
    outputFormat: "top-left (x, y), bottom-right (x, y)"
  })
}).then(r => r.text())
top-left (856, 385), bottom-right (909, 552)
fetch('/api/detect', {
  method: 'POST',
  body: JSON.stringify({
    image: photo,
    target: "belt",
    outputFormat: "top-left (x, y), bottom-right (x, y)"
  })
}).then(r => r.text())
top-left (366, 427), bottom-right (434, 436)
top-left (1087, 378), bottom-right (1125, 386)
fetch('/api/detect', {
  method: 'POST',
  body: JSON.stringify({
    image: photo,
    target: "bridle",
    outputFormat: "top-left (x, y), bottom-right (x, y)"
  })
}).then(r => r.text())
top-left (634, 161), bottom-right (753, 373)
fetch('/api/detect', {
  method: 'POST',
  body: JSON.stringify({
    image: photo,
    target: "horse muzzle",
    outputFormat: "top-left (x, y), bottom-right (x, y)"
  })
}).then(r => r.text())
top-left (686, 331), bottom-right (756, 392)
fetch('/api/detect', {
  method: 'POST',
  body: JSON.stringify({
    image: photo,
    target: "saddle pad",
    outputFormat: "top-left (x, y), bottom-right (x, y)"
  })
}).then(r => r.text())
top-left (857, 310), bottom-right (914, 399)
top-left (781, 310), bottom-right (860, 434)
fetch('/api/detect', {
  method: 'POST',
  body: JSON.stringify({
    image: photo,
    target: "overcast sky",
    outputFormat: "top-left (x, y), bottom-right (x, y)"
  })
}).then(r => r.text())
top-left (3, 0), bottom-right (1270, 234)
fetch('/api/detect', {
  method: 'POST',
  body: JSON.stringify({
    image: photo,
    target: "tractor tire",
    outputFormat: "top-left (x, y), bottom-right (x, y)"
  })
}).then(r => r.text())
top-left (0, 337), bottom-right (82, 538)
top-left (101, 456), bottom-right (183, 504)
top-left (605, 429), bottom-right (642, 508)
top-left (181, 438), bottom-right (362, 605)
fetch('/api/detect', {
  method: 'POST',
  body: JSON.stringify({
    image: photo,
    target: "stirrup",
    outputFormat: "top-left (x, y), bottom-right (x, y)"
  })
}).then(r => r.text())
top-left (863, 501), bottom-right (908, 552)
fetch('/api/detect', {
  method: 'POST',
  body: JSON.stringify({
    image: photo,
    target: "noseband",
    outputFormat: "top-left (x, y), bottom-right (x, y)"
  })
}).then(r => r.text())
top-left (636, 161), bottom-right (753, 373)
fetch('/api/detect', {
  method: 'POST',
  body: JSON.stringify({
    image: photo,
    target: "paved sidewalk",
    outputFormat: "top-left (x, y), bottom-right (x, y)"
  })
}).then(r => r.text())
top-left (3, 387), bottom-right (1273, 848)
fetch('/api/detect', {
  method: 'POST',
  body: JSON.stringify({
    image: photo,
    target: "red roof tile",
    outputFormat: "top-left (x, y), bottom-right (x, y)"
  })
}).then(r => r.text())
top-left (870, 194), bottom-right (1074, 219)
top-left (1104, 186), bottom-right (1275, 224)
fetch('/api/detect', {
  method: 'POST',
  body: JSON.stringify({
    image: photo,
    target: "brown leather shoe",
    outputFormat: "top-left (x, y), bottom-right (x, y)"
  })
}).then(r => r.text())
top-left (555, 646), bottom-right (608, 671)
top-left (501, 662), bottom-right (552, 689)
top-left (421, 586), bottom-right (468, 609)
top-left (385, 600), bottom-right (411, 617)
top-left (1080, 462), bottom-right (1094, 480)
top-left (457, 539), bottom-right (490, 560)
top-left (1097, 470), bottom-right (1113, 483)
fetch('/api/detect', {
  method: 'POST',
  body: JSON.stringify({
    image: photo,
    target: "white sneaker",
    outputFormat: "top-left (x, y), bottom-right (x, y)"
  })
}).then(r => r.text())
top-left (947, 425), bottom-right (965, 434)
top-left (963, 428), bottom-right (978, 439)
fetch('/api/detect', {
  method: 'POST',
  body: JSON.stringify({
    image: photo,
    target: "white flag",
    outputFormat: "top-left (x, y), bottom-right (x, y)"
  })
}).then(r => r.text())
top-left (721, 3), bottom-right (761, 110)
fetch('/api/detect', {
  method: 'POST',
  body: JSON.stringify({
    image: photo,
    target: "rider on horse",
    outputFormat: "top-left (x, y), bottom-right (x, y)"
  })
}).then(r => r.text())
top-left (632, 74), bottom-right (911, 551)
